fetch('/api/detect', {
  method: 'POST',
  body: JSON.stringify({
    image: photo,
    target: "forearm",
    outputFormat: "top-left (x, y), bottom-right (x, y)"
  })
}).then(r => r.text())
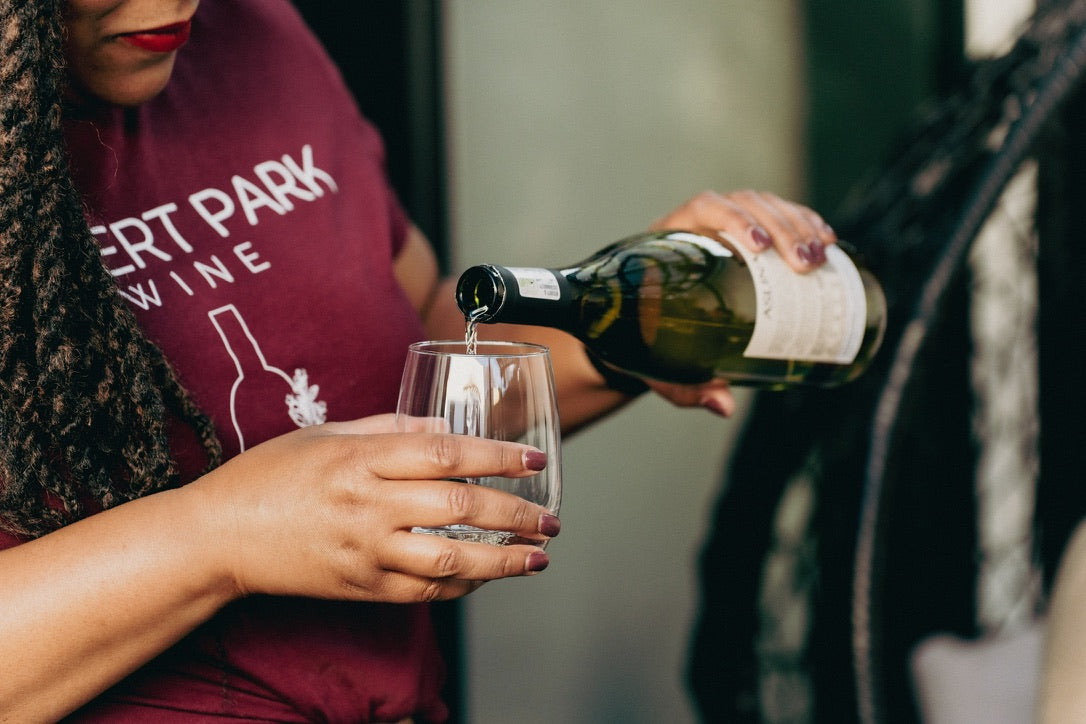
top-left (425, 277), bottom-right (637, 434)
top-left (0, 484), bottom-right (237, 721)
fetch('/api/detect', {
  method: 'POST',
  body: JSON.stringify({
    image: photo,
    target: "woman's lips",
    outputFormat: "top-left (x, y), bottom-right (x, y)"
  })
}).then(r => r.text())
top-left (117, 21), bottom-right (192, 53)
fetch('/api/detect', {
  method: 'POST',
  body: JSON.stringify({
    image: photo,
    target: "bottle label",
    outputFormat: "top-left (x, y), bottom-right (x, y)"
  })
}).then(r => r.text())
top-left (507, 267), bottom-right (562, 301)
top-left (733, 242), bottom-right (866, 364)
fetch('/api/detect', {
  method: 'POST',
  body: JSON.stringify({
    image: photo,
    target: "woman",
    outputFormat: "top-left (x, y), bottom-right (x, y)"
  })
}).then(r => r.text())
top-left (0, 0), bottom-right (835, 720)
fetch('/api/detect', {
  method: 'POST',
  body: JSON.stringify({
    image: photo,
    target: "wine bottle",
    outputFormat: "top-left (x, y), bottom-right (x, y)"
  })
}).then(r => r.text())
top-left (455, 230), bottom-right (886, 389)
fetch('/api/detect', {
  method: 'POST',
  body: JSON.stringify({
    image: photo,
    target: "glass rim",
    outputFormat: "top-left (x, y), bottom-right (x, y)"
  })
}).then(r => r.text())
top-left (407, 340), bottom-right (550, 358)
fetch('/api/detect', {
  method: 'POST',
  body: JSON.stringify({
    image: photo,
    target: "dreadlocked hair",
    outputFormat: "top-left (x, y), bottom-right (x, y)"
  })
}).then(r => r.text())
top-left (0, 0), bottom-right (222, 538)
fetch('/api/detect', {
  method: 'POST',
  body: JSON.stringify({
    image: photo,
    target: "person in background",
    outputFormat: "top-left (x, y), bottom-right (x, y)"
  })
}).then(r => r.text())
top-left (0, 0), bottom-right (833, 720)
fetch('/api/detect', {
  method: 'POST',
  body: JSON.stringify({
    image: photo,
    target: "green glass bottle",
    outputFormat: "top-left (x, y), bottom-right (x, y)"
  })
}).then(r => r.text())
top-left (455, 230), bottom-right (886, 388)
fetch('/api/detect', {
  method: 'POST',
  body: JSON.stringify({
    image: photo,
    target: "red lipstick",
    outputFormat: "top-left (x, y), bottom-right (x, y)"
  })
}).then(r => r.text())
top-left (118, 21), bottom-right (192, 53)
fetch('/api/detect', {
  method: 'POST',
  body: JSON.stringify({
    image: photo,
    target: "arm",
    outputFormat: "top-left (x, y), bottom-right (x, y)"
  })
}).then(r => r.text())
top-left (0, 485), bottom-right (234, 721)
top-left (401, 190), bottom-right (836, 433)
top-left (0, 417), bottom-right (558, 721)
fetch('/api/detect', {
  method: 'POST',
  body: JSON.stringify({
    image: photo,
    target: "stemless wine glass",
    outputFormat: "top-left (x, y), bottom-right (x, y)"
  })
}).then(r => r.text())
top-left (395, 340), bottom-right (562, 545)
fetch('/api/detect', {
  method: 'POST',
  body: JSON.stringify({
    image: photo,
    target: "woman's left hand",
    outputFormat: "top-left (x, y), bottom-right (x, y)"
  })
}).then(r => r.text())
top-left (651, 189), bottom-right (837, 272)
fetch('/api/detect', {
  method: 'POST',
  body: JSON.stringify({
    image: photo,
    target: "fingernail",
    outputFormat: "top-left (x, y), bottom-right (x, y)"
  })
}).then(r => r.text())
top-left (797, 240), bottom-right (825, 266)
top-left (524, 450), bottom-right (547, 471)
top-left (539, 513), bottom-right (562, 537)
top-left (527, 551), bottom-right (550, 572)
top-left (750, 225), bottom-right (772, 249)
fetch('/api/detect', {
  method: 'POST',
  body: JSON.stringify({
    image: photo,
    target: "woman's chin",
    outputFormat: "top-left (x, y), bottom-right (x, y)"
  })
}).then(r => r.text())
top-left (71, 58), bottom-right (178, 108)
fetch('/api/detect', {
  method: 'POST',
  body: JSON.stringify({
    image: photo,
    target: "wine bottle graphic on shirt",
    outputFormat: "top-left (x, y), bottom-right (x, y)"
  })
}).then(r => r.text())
top-left (209, 304), bottom-right (326, 452)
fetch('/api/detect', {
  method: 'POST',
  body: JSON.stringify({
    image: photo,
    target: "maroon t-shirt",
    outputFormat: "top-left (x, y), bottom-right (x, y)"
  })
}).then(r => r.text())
top-left (6, 0), bottom-right (447, 720)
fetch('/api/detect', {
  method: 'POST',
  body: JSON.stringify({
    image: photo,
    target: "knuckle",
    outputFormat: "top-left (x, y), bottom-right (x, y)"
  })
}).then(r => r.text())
top-left (445, 481), bottom-right (479, 520)
top-left (500, 445), bottom-right (522, 474)
top-left (508, 503), bottom-right (534, 532)
top-left (319, 435), bottom-right (366, 477)
top-left (426, 434), bottom-right (464, 473)
top-left (690, 189), bottom-right (717, 213)
top-left (433, 544), bottom-right (465, 578)
top-left (494, 553), bottom-right (521, 579)
top-left (419, 578), bottom-right (445, 603)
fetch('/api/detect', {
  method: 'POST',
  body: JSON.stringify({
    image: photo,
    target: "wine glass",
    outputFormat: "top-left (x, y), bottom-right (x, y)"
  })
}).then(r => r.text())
top-left (395, 340), bottom-right (562, 545)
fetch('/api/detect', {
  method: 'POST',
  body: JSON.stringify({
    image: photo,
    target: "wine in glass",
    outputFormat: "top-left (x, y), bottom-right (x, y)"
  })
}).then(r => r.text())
top-left (395, 340), bottom-right (562, 545)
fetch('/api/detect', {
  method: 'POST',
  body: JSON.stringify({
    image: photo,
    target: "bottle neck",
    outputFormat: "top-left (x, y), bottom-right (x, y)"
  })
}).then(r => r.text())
top-left (209, 305), bottom-right (269, 375)
top-left (456, 265), bottom-right (576, 328)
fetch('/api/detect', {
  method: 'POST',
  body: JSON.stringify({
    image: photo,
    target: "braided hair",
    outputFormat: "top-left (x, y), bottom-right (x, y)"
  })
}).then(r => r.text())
top-left (0, 0), bottom-right (221, 538)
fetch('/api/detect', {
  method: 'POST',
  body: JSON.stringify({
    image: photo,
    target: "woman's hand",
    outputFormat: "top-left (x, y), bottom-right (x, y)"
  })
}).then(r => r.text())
top-left (651, 189), bottom-right (837, 272)
top-left (645, 190), bottom-right (837, 414)
top-left (187, 414), bottom-right (560, 604)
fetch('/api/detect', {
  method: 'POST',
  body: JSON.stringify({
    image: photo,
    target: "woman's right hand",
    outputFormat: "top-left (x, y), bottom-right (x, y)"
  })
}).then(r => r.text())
top-left (185, 413), bottom-right (560, 604)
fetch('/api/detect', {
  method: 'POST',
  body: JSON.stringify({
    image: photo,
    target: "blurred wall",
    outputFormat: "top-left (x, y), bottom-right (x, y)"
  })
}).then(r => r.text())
top-left (443, 3), bottom-right (805, 722)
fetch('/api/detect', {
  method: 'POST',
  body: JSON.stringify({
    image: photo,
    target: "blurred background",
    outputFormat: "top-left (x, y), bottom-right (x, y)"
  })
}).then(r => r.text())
top-left (293, 2), bottom-right (961, 722)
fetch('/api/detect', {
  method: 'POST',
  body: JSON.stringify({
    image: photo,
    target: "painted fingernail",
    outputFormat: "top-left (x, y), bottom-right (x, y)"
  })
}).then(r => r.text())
top-left (750, 225), bottom-right (772, 249)
top-left (797, 240), bottom-right (825, 266)
top-left (524, 450), bottom-right (547, 471)
top-left (539, 513), bottom-right (562, 537)
top-left (527, 551), bottom-right (550, 572)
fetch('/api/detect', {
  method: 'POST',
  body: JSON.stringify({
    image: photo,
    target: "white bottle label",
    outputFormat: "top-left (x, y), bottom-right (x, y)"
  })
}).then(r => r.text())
top-left (733, 241), bottom-right (866, 364)
top-left (508, 267), bottom-right (562, 300)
